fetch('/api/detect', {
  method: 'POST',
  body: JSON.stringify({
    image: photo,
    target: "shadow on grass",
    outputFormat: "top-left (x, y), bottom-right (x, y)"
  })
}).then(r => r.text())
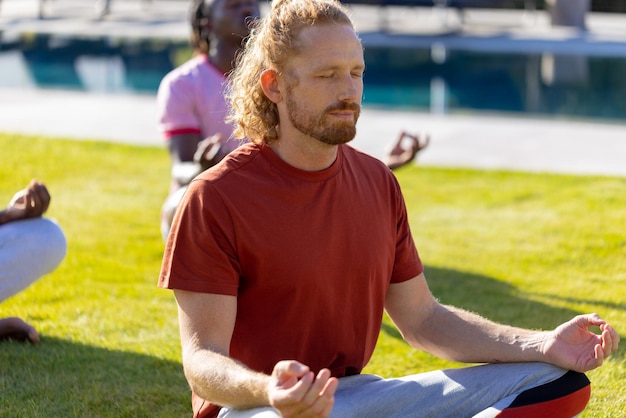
top-left (525, 293), bottom-right (626, 314)
top-left (0, 336), bottom-right (190, 417)
top-left (381, 264), bottom-right (626, 361)
top-left (423, 265), bottom-right (583, 329)
top-left (383, 265), bottom-right (606, 335)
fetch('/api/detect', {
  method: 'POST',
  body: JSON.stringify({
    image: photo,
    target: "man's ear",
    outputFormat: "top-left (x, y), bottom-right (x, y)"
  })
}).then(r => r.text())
top-left (260, 69), bottom-right (282, 104)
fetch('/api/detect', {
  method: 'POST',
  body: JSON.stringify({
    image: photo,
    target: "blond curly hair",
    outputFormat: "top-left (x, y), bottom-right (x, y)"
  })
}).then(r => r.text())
top-left (225, 0), bottom-right (354, 145)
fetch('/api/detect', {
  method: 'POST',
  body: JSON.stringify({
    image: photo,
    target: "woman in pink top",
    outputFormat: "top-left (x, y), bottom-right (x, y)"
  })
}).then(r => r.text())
top-left (156, 0), bottom-right (261, 240)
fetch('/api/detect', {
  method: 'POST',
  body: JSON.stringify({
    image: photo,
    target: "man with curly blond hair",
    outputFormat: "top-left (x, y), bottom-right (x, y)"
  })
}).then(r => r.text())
top-left (156, 0), bottom-right (425, 242)
top-left (159, 1), bottom-right (619, 417)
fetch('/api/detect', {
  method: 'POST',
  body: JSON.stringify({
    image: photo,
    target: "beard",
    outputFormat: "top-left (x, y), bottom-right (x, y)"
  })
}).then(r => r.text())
top-left (285, 88), bottom-right (360, 146)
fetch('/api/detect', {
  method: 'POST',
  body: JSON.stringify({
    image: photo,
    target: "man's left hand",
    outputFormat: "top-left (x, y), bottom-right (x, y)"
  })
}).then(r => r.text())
top-left (543, 313), bottom-right (619, 372)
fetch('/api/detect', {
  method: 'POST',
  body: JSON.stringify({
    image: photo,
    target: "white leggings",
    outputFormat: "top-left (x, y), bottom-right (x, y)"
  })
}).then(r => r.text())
top-left (219, 363), bottom-right (588, 418)
top-left (0, 218), bottom-right (67, 301)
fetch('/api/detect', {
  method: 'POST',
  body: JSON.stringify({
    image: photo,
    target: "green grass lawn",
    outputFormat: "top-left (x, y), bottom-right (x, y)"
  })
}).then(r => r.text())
top-left (0, 133), bottom-right (624, 417)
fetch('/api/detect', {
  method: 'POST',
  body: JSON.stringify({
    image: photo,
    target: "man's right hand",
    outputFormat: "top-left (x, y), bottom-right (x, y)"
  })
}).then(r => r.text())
top-left (268, 360), bottom-right (338, 417)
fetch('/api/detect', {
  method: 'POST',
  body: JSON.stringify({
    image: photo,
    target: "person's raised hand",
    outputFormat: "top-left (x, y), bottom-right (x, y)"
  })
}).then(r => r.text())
top-left (542, 313), bottom-right (620, 372)
top-left (7, 180), bottom-right (51, 221)
top-left (386, 131), bottom-right (430, 170)
top-left (268, 360), bottom-right (338, 417)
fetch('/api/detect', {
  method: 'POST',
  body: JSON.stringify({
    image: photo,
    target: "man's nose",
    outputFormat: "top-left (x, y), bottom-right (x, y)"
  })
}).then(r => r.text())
top-left (338, 75), bottom-right (362, 103)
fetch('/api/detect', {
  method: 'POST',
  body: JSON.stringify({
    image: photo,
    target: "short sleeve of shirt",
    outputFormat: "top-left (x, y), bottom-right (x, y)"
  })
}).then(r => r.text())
top-left (390, 178), bottom-right (423, 284)
top-left (156, 70), bottom-right (202, 138)
top-left (159, 177), bottom-right (241, 295)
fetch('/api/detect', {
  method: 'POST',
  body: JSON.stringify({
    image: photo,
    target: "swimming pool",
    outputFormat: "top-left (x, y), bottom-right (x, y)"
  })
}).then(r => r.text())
top-left (1, 33), bottom-right (625, 124)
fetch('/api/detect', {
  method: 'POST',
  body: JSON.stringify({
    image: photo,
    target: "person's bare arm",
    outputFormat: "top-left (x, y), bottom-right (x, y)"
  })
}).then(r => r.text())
top-left (174, 289), bottom-right (338, 416)
top-left (385, 273), bottom-right (619, 372)
top-left (168, 133), bottom-right (202, 163)
top-left (167, 133), bottom-right (203, 187)
top-left (174, 289), bottom-right (270, 408)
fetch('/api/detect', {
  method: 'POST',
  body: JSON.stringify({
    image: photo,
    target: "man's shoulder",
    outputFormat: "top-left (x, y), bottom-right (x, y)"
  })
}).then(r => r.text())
top-left (342, 144), bottom-right (392, 173)
top-left (197, 143), bottom-right (262, 181)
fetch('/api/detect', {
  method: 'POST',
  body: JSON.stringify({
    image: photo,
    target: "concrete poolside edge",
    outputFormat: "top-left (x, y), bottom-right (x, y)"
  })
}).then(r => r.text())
top-left (2, 86), bottom-right (626, 178)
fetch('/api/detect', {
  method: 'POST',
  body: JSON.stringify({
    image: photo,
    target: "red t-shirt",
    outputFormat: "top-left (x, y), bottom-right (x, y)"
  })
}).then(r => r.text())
top-left (159, 142), bottom-right (423, 417)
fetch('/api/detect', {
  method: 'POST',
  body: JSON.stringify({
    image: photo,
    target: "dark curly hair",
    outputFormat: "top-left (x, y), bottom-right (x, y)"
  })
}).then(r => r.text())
top-left (189, 0), bottom-right (216, 55)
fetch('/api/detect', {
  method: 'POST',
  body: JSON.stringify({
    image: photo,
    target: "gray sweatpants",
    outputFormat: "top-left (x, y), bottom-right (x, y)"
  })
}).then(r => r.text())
top-left (0, 218), bottom-right (67, 302)
top-left (219, 362), bottom-right (572, 418)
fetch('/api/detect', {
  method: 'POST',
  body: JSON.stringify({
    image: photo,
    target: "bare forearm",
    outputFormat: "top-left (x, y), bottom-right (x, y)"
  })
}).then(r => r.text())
top-left (0, 209), bottom-right (10, 225)
top-left (411, 304), bottom-right (548, 364)
top-left (0, 208), bottom-right (19, 225)
top-left (184, 348), bottom-right (271, 409)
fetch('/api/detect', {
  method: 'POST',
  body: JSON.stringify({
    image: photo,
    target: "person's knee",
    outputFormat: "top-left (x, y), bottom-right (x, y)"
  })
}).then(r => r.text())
top-left (37, 218), bottom-right (67, 272)
top-left (0, 218), bottom-right (66, 301)
top-left (501, 370), bottom-right (591, 417)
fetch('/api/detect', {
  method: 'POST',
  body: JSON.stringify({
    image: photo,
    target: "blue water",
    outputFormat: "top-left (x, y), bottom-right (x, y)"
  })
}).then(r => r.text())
top-left (363, 46), bottom-right (626, 122)
top-left (0, 35), bottom-right (178, 94)
top-left (2, 33), bottom-right (626, 123)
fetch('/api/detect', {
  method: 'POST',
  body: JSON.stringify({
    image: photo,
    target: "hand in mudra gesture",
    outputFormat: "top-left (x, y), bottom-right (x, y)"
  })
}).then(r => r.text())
top-left (6, 180), bottom-right (51, 222)
top-left (194, 134), bottom-right (223, 172)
